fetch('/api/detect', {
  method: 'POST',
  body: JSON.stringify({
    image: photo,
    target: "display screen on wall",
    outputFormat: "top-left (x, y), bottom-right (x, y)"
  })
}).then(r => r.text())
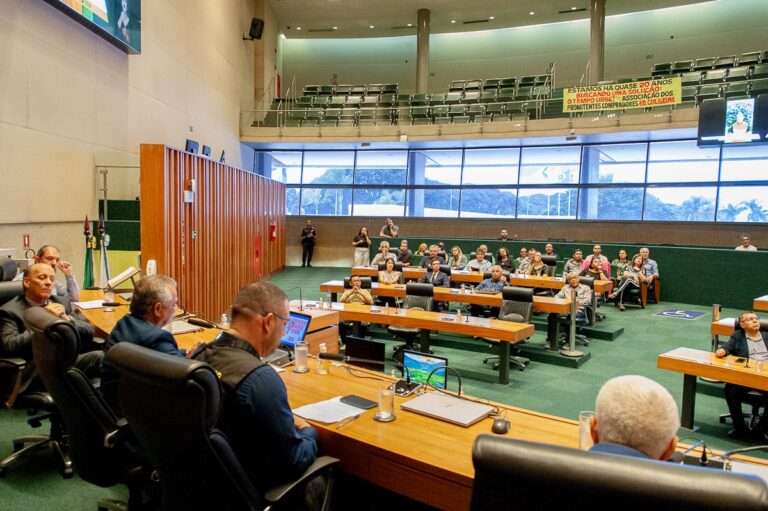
top-left (42, 0), bottom-right (141, 54)
top-left (698, 96), bottom-right (768, 146)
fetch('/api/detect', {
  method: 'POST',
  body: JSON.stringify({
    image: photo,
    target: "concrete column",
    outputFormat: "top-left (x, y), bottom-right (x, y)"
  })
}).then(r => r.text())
top-left (416, 8), bottom-right (430, 94)
top-left (588, 0), bottom-right (606, 85)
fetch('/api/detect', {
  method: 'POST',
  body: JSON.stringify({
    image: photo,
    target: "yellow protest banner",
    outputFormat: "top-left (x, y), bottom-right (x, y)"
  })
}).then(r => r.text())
top-left (562, 77), bottom-right (681, 112)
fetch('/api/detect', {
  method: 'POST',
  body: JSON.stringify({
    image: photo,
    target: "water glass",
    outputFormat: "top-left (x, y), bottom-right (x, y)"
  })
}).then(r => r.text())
top-left (374, 382), bottom-right (396, 422)
top-left (578, 411), bottom-right (595, 450)
top-left (293, 344), bottom-right (309, 373)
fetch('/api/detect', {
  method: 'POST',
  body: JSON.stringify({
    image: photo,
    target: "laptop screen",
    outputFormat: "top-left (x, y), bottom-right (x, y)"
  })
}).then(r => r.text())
top-left (344, 336), bottom-right (386, 371)
top-left (279, 311), bottom-right (312, 349)
top-left (403, 350), bottom-right (448, 390)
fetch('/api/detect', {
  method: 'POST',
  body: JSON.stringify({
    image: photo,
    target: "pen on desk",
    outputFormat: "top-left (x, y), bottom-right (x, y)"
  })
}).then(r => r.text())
top-left (336, 415), bottom-right (360, 429)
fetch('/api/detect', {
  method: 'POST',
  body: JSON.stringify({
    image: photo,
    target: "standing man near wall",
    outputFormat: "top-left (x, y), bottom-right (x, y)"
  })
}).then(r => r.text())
top-left (301, 219), bottom-right (317, 267)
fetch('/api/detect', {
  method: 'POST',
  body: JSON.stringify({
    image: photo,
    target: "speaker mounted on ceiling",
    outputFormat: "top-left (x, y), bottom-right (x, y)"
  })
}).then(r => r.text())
top-left (244, 18), bottom-right (264, 40)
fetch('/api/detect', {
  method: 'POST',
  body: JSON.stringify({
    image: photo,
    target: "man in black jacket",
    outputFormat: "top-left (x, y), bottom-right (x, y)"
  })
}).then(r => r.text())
top-left (715, 311), bottom-right (768, 440)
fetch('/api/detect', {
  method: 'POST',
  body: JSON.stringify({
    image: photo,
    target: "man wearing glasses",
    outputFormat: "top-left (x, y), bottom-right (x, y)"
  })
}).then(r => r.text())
top-left (193, 281), bottom-right (321, 508)
top-left (715, 312), bottom-right (768, 440)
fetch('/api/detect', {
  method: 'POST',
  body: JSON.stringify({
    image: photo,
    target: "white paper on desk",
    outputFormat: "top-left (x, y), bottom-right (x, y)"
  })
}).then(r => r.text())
top-left (292, 396), bottom-right (362, 423)
top-left (73, 300), bottom-right (106, 310)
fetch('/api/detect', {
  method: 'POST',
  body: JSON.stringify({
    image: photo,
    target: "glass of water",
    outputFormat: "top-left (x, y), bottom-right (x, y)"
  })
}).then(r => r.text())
top-left (293, 344), bottom-right (309, 373)
top-left (373, 381), bottom-right (396, 422)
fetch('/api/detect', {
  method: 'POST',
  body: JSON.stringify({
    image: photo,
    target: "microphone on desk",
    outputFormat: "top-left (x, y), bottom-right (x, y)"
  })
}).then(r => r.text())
top-left (285, 286), bottom-right (304, 311)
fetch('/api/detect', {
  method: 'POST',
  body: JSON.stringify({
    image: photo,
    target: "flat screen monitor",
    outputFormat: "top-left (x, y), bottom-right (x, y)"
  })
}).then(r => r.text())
top-left (698, 95), bottom-right (768, 146)
top-left (202, 145), bottom-right (212, 157)
top-left (344, 336), bottom-right (385, 371)
top-left (403, 350), bottom-right (448, 390)
top-left (279, 311), bottom-right (312, 349)
top-left (185, 139), bottom-right (199, 154)
top-left (42, 0), bottom-right (141, 54)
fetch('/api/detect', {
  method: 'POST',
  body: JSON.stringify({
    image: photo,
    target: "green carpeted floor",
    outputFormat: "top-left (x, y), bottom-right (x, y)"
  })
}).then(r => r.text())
top-left (0, 265), bottom-right (762, 509)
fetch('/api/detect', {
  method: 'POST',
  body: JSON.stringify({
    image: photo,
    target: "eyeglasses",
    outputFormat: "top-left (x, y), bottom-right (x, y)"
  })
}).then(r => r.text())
top-left (742, 316), bottom-right (760, 322)
top-left (260, 311), bottom-right (289, 323)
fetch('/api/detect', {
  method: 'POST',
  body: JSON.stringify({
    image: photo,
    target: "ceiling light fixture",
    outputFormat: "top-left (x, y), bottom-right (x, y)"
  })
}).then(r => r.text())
top-left (407, 23), bottom-right (412, 27)
top-left (529, 11), bottom-right (535, 15)
top-left (489, 16), bottom-right (495, 20)
top-left (333, 26), bottom-right (338, 30)
top-left (571, 6), bottom-right (577, 10)
top-left (451, 19), bottom-right (456, 23)
top-left (369, 25), bottom-right (374, 28)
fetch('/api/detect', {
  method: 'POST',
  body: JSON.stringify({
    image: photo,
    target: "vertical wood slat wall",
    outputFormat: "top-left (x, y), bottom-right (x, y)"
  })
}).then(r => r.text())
top-left (140, 144), bottom-right (285, 321)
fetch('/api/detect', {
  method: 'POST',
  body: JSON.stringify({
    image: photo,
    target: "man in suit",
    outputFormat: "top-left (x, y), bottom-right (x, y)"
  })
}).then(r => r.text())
top-left (589, 375), bottom-right (679, 460)
top-left (418, 259), bottom-right (450, 287)
top-left (100, 274), bottom-right (198, 415)
top-left (715, 311), bottom-right (768, 440)
top-left (34, 244), bottom-right (80, 301)
top-left (0, 263), bottom-right (101, 393)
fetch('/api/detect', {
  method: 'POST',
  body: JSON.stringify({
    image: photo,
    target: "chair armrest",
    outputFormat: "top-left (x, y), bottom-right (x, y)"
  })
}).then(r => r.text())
top-left (103, 418), bottom-right (130, 448)
top-left (0, 357), bottom-right (27, 369)
top-left (0, 357), bottom-right (27, 409)
top-left (263, 456), bottom-right (339, 503)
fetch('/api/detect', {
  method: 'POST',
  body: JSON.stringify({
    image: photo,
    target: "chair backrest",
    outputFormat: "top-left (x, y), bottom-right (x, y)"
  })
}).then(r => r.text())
top-left (482, 271), bottom-right (510, 280)
top-left (470, 435), bottom-right (768, 511)
top-left (499, 287), bottom-right (534, 323)
top-left (0, 259), bottom-right (19, 282)
top-left (377, 261), bottom-right (403, 272)
top-left (734, 318), bottom-right (768, 333)
top-left (343, 276), bottom-right (372, 289)
top-left (579, 276), bottom-right (595, 290)
top-left (540, 255), bottom-right (557, 275)
top-left (403, 283), bottom-right (434, 311)
top-left (106, 342), bottom-right (262, 510)
top-left (439, 264), bottom-right (451, 276)
top-left (0, 280), bottom-right (23, 306)
top-left (25, 307), bottom-right (127, 488)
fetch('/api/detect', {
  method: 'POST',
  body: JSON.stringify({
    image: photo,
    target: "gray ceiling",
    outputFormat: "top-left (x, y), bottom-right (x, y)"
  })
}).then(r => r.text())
top-left (271, 0), bottom-right (709, 38)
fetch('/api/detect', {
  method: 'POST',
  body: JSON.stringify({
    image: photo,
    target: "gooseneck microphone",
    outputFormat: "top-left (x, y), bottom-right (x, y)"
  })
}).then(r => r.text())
top-left (284, 286), bottom-right (304, 311)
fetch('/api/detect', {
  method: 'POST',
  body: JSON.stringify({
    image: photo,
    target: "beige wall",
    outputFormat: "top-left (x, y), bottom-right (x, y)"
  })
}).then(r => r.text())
top-left (0, 0), bottom-right (258, 279)
top-left (287, 216), bottom-right (768, 267)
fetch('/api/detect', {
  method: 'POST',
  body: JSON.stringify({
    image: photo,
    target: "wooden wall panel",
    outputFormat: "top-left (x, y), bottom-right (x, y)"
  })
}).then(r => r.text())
top-left (140, 144), bottom-right (285, 321)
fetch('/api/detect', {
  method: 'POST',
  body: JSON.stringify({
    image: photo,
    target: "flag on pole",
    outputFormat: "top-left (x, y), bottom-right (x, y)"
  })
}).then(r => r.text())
top-left (83, 216), bottom-right (95, 288)
top-left (98, 214), bottom-right (111, 288)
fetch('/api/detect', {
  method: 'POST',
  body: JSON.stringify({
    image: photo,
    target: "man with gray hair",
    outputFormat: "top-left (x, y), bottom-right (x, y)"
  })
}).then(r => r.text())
top-left (193, 281), bottom-right (321, 508)
top-left (589, 375), bottom-right (679, 460)
top-left (101, 274), bottom-right (193, 414)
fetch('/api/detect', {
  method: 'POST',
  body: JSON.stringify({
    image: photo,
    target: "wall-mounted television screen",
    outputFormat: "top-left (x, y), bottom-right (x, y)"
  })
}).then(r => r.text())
top-left (698, 95), bottom-right (768, 146)
top-left (42, 0), bottom-right (141, 54)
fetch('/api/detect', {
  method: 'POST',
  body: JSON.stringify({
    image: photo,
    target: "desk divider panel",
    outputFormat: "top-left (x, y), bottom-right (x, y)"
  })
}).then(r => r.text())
top-left (140, 144), bottom-right (285, 321)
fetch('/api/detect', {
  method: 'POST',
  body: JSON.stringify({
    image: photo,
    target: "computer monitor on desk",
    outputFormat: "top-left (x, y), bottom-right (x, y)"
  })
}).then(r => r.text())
top-left (403, 350), bottom-right (448, 390)
top-left (279, 311), bottom-right (312, 350)
top-left (344, 336), bottom-right (386, 371)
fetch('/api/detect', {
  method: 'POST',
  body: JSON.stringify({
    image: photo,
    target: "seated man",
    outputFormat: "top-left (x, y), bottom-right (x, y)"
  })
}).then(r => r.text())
top-left (715, 311), bottom-right (768, 440)
top-left (419, 245), bottom-right (445, 269)
top-left (517, 248), bottom-right (535, 273)
top-left (101, 275), bottom-right (198, 415)
top-left (555, 273), bottom-right (592, 322)
top-left (396, 240), bottom-right (413, 266)
top-left (639, 247), bottom-right (659, 286)
top-left (379, 218), bottom-right (399, 238)
top-left (736, 233), bottom-right (758, 251)
top-left (478, 244), bottom-right (495, 264)
top-left (339, 275), bottom-right (373, 305)
top-left (563, 249), bottom-right (584, 276)
top-left (35, 244), bottom-right (80, 301)
top-left (193, 282), bottom-right (322, 508)
top-left (0, 263), bottom-right (101, 393)
top-left (589, 375), bottom-right (679, 460)
top-left (470, 265), bottom-right (506, 316)
top-left (466, 249), bottom-right (492, 273)
top-left (370, 240), bottom-right (397, 266)
top-left (582, 244), bottom-right (611, 279)
top-left (498, 229), bottom-right (509, 241)
top-left (418, 259), bottom-right (450, 287)
top-left (544, 243), bottom-right (558, 261)
top-left (515, 247), bottom-right (528, 268)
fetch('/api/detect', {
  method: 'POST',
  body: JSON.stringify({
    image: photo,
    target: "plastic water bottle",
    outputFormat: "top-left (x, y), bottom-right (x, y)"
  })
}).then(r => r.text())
top-left (317, 343), bottom-right (329, 375)
top-left (220, 313), bottom-right (230, 329)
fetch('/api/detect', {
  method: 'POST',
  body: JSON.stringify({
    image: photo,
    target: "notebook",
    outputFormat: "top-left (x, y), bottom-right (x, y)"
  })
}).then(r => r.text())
top-left (400, 392), bottom-right (494, 427)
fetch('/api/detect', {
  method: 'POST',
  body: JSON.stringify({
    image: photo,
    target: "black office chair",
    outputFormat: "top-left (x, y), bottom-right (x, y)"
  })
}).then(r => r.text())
top-left (376, 261), bottom-right (403, 273)
top-left (540, 255), bottom-right (558, 277)
top-left (25, 307), bottom-right (155, 510)
top-left (470, 435), bottom-right (768, 510)
top-left (106, 342), bottom-right (339, 511)
top-left (482, 287), bottom-right (533, 371)
top-left (718, 319), bottom-right (768, 430)
top-left (0, 259), bottom-right (18, 281)
top-left (558, 277), bottom-right (594, 347)
top-left (0, 280), bottom-right (72, 478)
top-left (389, 283), bottom-right (434, 355)
top-left (343, 276), bottom-right (372, 289)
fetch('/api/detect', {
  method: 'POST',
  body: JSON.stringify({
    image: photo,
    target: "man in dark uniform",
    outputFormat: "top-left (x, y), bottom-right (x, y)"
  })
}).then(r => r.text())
top-left (301, 219), bottom-right (317, 267)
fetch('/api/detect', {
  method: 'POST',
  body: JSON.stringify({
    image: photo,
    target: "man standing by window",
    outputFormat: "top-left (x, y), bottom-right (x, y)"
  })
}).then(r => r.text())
top-left (300, 219), bottom-right (317, 267)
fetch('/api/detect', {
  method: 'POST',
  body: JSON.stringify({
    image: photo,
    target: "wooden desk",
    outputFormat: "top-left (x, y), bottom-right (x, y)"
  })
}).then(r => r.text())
top-left (658, 347), bottom-right (768, 429)
top-left (640, 278), bottom-right (661, 307)
top-left (352, 266), bottom-right (428, 281)
top-left (755, 295), bottom-right (768, 312)
top-left (317, 302), bottom-right (534, 385)
top-left (283, 363), bottom-right (580, 510)
top-left (321, 280), bottom-right (573, 351)
top-left (711, 318), bottom-right (736, 337)
top-left (288, 304), bottom-right (340, 354)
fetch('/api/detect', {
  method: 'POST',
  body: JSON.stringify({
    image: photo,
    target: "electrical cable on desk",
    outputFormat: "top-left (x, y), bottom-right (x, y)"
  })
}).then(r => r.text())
top-left (344, 364), bottom-right (393, 382)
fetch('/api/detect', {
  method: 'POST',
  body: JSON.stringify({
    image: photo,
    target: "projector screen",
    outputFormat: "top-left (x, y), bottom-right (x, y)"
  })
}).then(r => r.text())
top-left (42, 0), bottom-right (141, 54)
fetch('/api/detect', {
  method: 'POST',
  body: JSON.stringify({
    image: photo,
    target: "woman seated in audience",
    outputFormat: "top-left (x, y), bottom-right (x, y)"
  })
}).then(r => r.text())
top-left (563, 249), bottom-right (584, 275)
top-left (611, 249), bottom-right (630, 278)
top-left (608, 253), bottom-right (647, 311)
top-left (496, 247), bottom-right (516, 272)
top-left (414, 243), bottom-right (428, 257)
top-left (352, 226), bottom-right (371, 266)
top-left (377, 257), bottom-right (401, 306)
top-left (378, 257), bottom-right (402, 285)
top-left (447, 245), bottom-right (467, 270)
top-left (580, 257), bottom-right (608, 281)
top-left (371, 240), bottom-right (397, 265)
top-left (525, 252), bottom-right (550, 276)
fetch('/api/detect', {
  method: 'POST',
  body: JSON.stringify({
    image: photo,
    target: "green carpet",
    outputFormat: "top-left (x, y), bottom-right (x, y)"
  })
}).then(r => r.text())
top-left (0, 265), bottom-right (762, 509)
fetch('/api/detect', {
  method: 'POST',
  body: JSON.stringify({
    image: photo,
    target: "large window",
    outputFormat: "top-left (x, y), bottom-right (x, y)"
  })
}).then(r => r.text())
top-left (254, 139), bottom-right (768, 223)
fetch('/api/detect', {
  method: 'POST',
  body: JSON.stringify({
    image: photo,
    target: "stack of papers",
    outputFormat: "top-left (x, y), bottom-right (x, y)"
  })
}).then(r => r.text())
top-left (293, 396), bottom-right (362, 423)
